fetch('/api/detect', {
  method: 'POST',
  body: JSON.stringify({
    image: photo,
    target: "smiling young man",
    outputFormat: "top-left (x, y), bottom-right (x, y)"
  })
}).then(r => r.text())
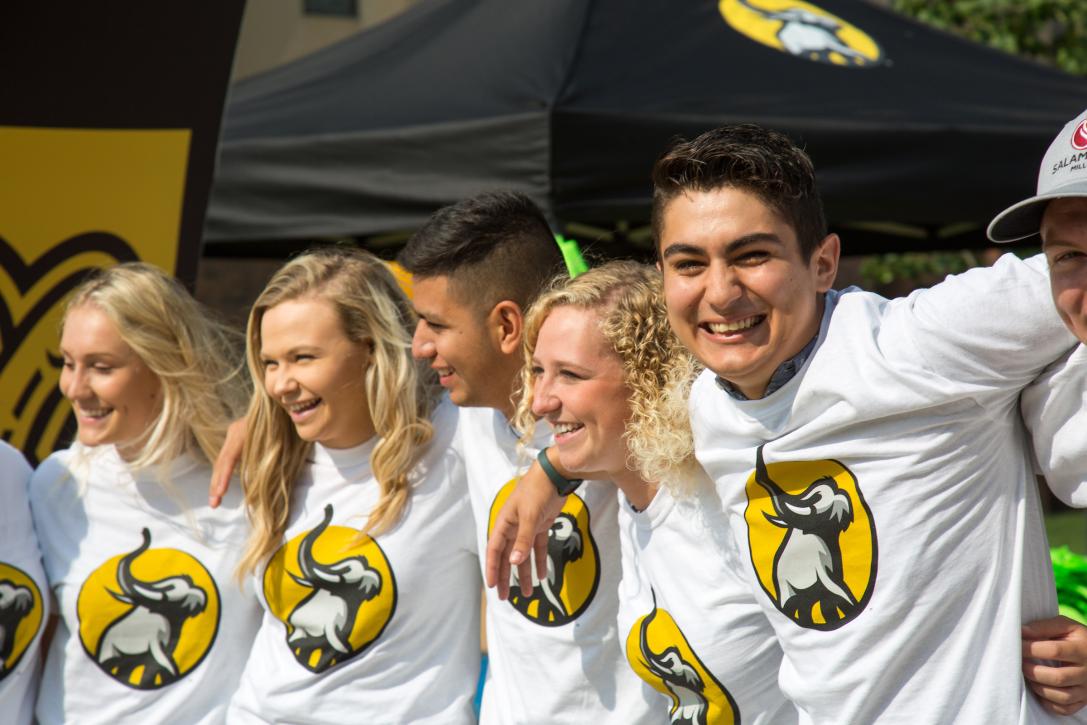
top-left (660, 125), bottom-right (1084, 724)
top-left (489, 124), bottom-right (1087, 723)
top-left (398, 191), bottom-right (656, 725)
top-left (999, 113), bottom-right (1087, 659)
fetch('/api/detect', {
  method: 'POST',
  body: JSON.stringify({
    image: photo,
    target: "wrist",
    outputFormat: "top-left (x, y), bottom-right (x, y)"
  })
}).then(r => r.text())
top-left (536, 447), bottom-right (582, 496)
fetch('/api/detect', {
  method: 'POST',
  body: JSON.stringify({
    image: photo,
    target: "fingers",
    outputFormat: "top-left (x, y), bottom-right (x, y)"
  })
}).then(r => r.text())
top-left (485, 517), bottom-right (516, 600)
top-left (1024, 615), bottom-right (1083, 641)
top-left (513, 516), bottom-right (540, 597)
top-left (533, 531), bottom-right (548, 583)
top-left (208, 468), bottom-right (229, 508)
top-left (1024, 659), bottom-right (1087, 689)
top-left (209, 417), bottom-right (247, 507)
top-left (1028, 680), bottom-right (1087, 714)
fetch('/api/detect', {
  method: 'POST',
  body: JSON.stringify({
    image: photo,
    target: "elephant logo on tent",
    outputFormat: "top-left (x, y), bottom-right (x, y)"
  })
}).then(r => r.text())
top-left (720, 0), bottom-right (887, 68)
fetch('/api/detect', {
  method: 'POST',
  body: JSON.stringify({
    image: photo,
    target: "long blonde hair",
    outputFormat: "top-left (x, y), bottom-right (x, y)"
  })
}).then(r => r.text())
top-left (514, 261), bottom-right (702, 490)
top-left (237, 247), bottom-right (437, 576)
top-left (63, 262), bottom-right (247, 470)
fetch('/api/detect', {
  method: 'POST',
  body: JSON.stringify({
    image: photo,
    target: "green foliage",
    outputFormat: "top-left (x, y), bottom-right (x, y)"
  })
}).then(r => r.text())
top-left (1052, 546), bottom-right (1087, 624)
top-left (859, 250), bottom-right (982, 289)
top-left (892, 0), bottom-right (1087, 75)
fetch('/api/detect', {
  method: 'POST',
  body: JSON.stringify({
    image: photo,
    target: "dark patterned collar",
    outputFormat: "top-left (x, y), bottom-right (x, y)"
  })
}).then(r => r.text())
top-left (715, 333), bottom-right (819, 401)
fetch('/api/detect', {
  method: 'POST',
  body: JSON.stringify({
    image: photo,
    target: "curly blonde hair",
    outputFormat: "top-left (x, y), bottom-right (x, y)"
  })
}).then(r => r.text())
top-left (514, 261), bottom-right (701, 490)
top-left (63, 262), bottom-right (247, 471)
top-left (237, 247), bottom-right (438, 576)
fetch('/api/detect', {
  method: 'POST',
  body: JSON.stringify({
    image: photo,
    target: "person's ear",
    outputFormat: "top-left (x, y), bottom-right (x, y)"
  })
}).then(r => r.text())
top-left (811, 233), bottom-right (840, 293)
top-left (490, 300), bottom-right (524, 355)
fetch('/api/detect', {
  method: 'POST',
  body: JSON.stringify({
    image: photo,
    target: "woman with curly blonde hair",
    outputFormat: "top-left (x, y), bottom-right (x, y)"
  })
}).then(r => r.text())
top-left (513, 260), bottom-right (794, 724)
top-left (228, 247), bottom-right (480, 724)
top-left (29, 262), bottom-right (261, 724)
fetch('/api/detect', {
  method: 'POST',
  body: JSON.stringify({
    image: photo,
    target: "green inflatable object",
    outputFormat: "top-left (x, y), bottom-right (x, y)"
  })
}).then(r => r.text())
top-left (1052, 546), bottom-right (1087, 625)
top-left (556, 235), bottom-right (589, 278)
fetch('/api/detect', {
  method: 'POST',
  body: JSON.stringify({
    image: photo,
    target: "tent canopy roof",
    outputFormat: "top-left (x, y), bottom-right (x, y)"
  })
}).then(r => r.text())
top-left (207, 0), bottom-right (1087, 251)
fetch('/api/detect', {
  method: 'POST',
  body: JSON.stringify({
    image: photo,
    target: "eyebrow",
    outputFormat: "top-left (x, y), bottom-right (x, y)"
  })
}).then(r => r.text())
top-left (661, 233), bottom-right (784, 259)
top-left (261, 345), bottom-right (321, 358)
top-left (413, 306), bottom-right (447, 325)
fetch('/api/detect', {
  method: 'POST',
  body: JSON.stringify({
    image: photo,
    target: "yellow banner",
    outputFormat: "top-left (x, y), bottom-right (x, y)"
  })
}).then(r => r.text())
top-left (0, 126), bottom-right (190, 464)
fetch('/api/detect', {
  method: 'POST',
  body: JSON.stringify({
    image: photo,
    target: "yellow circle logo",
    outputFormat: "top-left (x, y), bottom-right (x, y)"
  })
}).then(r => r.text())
top-left (744, 446), bottom-right (877, 630)
top-left (626, 593), bottom-right (740, 724)
top-left (263, 504), bottom-right (396, 673)
top-left (0, 563), bottom-right (44, 681)
top-left (488, 478), bottom-right (600, 626)
top-left (719, 0), bottom-right (885, 67)
top-left (77, 529), bottom-right (220, 689)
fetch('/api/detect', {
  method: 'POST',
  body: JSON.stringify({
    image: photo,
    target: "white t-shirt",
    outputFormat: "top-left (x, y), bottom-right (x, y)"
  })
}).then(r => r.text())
top-left (688, 254), bottom-right (1079, 725)
top-left (1021, 343), bottom-right (1087, 506)
top-left (0, 442), bottom-right (47, 725)
top-left (229, 399), bottom-right (481, 725)
top-left (616, 482), bottom-right (794, 725)
top-left (455, 405), bottom-right (657, 725)
top-left (29, 444), bottom-right (261, 725)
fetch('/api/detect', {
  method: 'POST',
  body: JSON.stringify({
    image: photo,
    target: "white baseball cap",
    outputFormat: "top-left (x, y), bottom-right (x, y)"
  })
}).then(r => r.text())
top-left (988, 107), bottom-right (1087, 243)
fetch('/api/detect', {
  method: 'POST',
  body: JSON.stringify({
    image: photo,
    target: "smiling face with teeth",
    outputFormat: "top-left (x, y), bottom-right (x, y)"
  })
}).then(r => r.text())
top-left (59, 304), bottom-right (163, 457)
top-left (259, 297), bottom-right (375, 449)
top-left (658, 187), bottom-right (839, 399)
top-left (529, 305), bottom-right (632, 480)
top-left (410, 274), bottom-right (525, 417)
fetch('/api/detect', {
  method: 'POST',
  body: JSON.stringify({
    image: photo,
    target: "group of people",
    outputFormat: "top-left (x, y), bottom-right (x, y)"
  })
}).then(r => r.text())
top-left (0, 110), bottom-right (1085, 724)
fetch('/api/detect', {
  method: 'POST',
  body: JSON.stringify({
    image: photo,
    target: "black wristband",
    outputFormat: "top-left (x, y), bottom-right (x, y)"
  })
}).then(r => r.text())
top-left (537, 447), bottom-right (582, 496)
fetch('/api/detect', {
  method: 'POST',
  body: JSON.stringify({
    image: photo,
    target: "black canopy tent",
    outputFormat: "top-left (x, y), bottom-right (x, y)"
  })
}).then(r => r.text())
top-left (205, 0), bottom-right (1087, 253)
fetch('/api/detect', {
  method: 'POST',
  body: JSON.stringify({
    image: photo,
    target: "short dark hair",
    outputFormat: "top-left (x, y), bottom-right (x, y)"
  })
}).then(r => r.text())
top-left (398, 191), bottom-right (563, 310)
top-left (651, 124), bottom-right (828, 259)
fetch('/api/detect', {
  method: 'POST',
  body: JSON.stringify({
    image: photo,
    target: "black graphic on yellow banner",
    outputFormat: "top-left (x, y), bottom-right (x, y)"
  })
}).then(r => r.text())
top-left (264, 504), bottom-right (396, 673)
top-left (626, 594), bottom-right (739, 725)
top-left (488, 478), bottom-right (600, 626)
top-left (0, 126), bottom-right (190, 466)
top-left (77, 528), bottom-right (220, 689)
top-left (745, 446), bottom-right (876, 630)
top-left (719, 0), bottom-right (885, 67)
top-left (0, 562), bottom-right (45, 681)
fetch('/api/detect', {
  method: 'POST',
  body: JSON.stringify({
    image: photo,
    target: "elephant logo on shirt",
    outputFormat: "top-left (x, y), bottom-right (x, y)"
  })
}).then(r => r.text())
top-left (626, 592), bottom-right (740, 725)
top-left (0, 563), bottom-right (44, 681)
top-left (744, 445), bottom-right (877, 630)
top-left (77, 529), bottom-right (221, 689)
top-left (263, 504), bottom-right (397, 673)
top-left (488, 478), bottom-right (601, 626)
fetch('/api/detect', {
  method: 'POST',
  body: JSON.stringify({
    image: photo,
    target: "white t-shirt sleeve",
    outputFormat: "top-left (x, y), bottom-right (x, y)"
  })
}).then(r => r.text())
top-left (0, 443), bottom-right (48, 725)
top-left (1021, 344), bottom-right (1087, 507)
top-left (891, 253), bottom-right (1077, 390)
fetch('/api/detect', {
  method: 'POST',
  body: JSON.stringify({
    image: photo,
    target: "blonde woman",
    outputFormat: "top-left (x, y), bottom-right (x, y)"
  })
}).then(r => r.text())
top-left (28, 263), bottom-right (260, 724)
top-left (511, 260), bottom-right (793, 724)
top-left (227, 248), bottom-right (480, 724)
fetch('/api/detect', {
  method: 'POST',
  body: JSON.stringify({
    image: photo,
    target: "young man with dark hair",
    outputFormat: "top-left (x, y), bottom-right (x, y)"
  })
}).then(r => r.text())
top-left (490, 126), bottom-right (1087, 722)
top-left (401, 191), bottom-right (656, 724)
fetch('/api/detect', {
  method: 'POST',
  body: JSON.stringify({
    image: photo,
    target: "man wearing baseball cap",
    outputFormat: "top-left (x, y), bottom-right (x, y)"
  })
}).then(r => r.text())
top-left (989, 107), bottom-right (1087, 343)
top-left (996, 108), bottom-right (1087, 716)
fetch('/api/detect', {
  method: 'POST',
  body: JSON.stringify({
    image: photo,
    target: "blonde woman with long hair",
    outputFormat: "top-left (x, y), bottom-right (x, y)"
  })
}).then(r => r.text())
top-left (28, 262), bottom-right (261, 724)
top-left (227, 248), bottom-right (480, 724)
top-left (513, 261), bottom-right (795, 724)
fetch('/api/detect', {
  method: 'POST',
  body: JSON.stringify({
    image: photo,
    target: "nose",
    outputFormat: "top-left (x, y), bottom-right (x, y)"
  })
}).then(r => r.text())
top-left (531, 372), bottom-right (560, 418)
top-left (704, 259), bottom-right (743, 311)
top-left (60, 364), bottom-right (91, 402)
top-left (267, 365), bottom-right (299, 399)
top-left (411, 320), bottom-right (435, 360)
